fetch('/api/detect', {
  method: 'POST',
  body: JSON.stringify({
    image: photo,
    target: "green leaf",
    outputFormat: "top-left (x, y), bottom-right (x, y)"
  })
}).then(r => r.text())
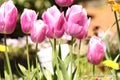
top-left (15, 62), bottom-right (24, 77)
top-left (43, 68), bottom-right (53, 80)
top-left (55, 65), bottom-right (63, 80)
top-left (114, 54), bottom-right (120, 62)
top-left (103, 37), bottom-right (111, 60)
top-left (29, 69), bottom-right (37, 80)
top-left (58, 57), bottom-right (69, 80)
top-left (18, 64), bottom-right (27, 75)
top-left (72, 68), bottom-right (77, 80)
top-left (4, 70), bottom-right (10, 80)
top-left (64, 52), bottom-right (71, 68)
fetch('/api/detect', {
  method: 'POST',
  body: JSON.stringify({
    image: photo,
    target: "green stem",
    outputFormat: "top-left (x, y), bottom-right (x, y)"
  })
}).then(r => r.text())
top-left (92, 65), bottom-right (95, 76)
top-left (35, 43), bottom-right (38, 68)
top-left (76, 40), bottom-right (81, 80)
top-left (70, 37), bottom-right (74, 80)
top-left (51, 39), bottom-right (57, 70)
top-left (53, 39), bottom-right (56, 56)
top-left (35, 43), bottom-right (39, 79)
top-left (26, 35), bottom-right (30, 79)
top-left (114, 11), bottom-right (120, 51)
top-left (4, 34), bottom-right (13, 80)
top-left (78, 40), bottom-right (81, 53)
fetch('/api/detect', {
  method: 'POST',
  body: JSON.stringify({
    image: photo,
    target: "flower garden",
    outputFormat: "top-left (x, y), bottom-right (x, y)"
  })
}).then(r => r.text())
top-left (0, 0), bottom-right (120, 80)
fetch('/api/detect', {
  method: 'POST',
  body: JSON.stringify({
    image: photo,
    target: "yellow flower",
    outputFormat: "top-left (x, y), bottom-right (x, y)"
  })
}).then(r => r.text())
top-left (107, 0), bottom-right (120, 13)
top-left (103, 60), bottom-right (119, 70)
top-left (0, 44), bottom-right (9, 52)
top-left (112, 2), bottom-right (120, 12)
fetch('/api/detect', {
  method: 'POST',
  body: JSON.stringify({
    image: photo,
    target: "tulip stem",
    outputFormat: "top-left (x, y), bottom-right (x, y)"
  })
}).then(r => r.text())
top-left (70, 37), bottom-right (74, 80)
top-left (92, 65), bottom-right (95, 76)
top-left (4, 34), bottom-right (13, 80)
top-left (35, 43), bottom-right (39, 79)
top-left (26, 35), bottom-right (30, 79)
top-left (78, 40), bottom-right (81, 53)
top-left (76, 40), bottom-right (82, 79)
top-left (35, 43), bottom-right (38, 68)
top-left (51, 38), bottom-right (57, 70)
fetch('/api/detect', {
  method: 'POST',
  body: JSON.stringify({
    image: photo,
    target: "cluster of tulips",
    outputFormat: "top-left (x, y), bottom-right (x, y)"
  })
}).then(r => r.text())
top-left (0, 0), bottom-right (120, 80)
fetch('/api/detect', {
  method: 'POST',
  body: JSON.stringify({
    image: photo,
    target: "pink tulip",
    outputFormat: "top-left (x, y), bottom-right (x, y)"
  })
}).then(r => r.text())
top-left (0, 0), bottom-right (18, 34)
top-left (30, 20), bottom-right (47, 43)
top-left (55, 0), bottom-right (74, 7)
top-left (20, 9), bottom-right (37, 34)
top-left (42, 5), bottom-right (65, 38)
top-left (87, 36), bottom-right (106, 65)
top-left (65, 5), bottom-right (90, 39)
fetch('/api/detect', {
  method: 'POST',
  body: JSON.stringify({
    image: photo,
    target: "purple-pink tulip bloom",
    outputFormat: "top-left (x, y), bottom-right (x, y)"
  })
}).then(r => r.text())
top-left (42, 5), bottom-right (65, 38)
top-left (65, 5), bottom-right (90, 39)
top-left (87, 36), bottom-right (106, 65)
top-left (20, 9), bottom-right (37, 34)
top-left (30, 20), bottom-right (47, 43)
top-left (55, 0), bottom-right (74, 7)
top-left (0, 0), bottom-right (18, 34)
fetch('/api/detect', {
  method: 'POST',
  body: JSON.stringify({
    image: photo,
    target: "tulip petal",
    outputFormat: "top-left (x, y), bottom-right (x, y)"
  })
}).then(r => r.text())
top-left (66, 23), bottom-right (82, 36)
top-left (54, 13), bottom-right (65, 38)
top-left (5, 7), bottom-right (18, 34)
top-left (30, 20), bottom-right (47, 43)
top-left (55, 0), bottom-right (74, 7)
top-left (42, 5), bottom-right (65, 38)
top-left (0, 0), bottom-right (18, 34)
top-left (87, 36), bottom-right (106, 65)
top-left (20, 9), bottom-right (37, 34)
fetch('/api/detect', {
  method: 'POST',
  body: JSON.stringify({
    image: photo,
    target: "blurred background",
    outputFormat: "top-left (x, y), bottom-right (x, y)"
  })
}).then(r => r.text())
top-left (0, 0), bottom-right (120, 79)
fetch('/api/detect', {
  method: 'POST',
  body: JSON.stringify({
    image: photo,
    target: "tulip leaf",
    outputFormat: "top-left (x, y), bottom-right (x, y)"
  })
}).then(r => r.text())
top-left (29, 69), bottom-right (37, 80)
top-left (14, 62), bottom-right (24, 77)
top-left (18, 64), bottom-right (27, 75)
top-left (72, 68), bottom-right (77, 80)
top-left (58, 57), bottom-right (69, 80)
top-left (103, 37), bottom-right (111, 60)
top-left (55, 65), bottom-right (63, 80)
top-left (4, 70), bottom-right (10, 80)
top-left (43, 68), bottom-right (52, 80)
top-left (52, 66), bottom-right (57, 80)
top-left (114, 54), bottom-right (120, 62)
top-left (64, 52), bottom-right (70, 68)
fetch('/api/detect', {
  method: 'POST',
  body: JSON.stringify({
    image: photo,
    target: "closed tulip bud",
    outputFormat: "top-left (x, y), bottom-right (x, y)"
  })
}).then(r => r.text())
top-left (20, 9), bottom-right (37, 34)
top-left (87, 36), bottom-right (106, 65)
top-left (30, 20), bottom-right (47, 43)
top-left (42, 5), bottom-right (65, 38)
top-left (0, 0), bottom-right (18, 34)
top-left (65, 5), bottom-right (90, 39)
top-left (55, 0), bottom-right (74, 7)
